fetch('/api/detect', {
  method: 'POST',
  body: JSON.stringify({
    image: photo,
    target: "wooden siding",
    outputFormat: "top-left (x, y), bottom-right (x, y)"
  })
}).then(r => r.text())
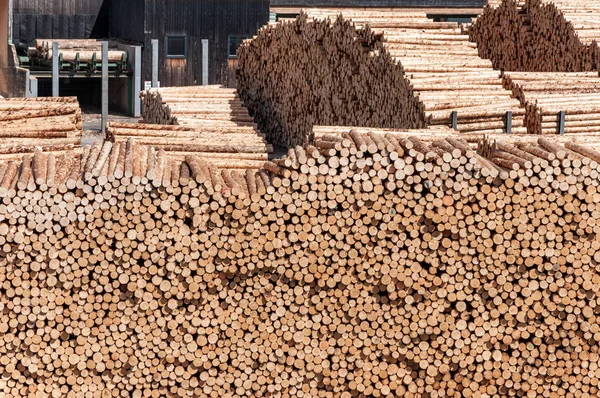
top-left (109, 0), bottom-right (145, 44)
top-left (270, 0), bottom-right (486, 7)
top-left (12, 0), bottom-right (268, 87)
top-left (133, 0), bottom-right (269, 86)
top-left (13, 0), bottom-right (104, 14)
top-left (12, 0), bottom-right (108, 45)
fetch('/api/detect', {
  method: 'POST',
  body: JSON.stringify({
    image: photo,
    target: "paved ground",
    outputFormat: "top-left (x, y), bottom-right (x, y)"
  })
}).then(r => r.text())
top-left (81, 108), bottom-right (139, 146)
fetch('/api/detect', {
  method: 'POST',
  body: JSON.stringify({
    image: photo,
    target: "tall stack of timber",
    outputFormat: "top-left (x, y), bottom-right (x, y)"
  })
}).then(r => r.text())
top-left (468, 0), bottom-right (532, 70)
top-left (470, 0), bottom-right (600, 71)
top-left (237, 9), bottom-right (525, 148)
top-left (106, 122), bottom-right (272, 169)
top-left (140, 85), bottom-right (258, 129)
top-left (2, 128), bottom-right (600, 396)
top-left (0, 97), bottom-right (82, 158)
top-left (503, 72), bottom-right (600, 134)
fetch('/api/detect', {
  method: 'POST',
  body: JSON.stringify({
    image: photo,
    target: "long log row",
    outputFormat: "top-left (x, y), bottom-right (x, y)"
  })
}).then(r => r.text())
top-left (469, 0), bottom-right (600, 71)
top-left (0, 137), bottom-right (266, 195)
top-left (140, 85), bottom-right (258, 129)
top-left (0, 97), bottom-right (82, 141)
top-left (503, 71), bottom-right (600, 134)
top-left (106, 122), bottom-right (273, 164)
top-left (34, 39), bottom-right (126, 63)
top-left (2, 127), bottom-right (600, 396)
top-left (237, 10), bottom-right (525, 149)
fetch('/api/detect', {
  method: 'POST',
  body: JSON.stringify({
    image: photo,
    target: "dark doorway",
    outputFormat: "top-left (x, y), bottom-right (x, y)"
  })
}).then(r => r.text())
top-left (37, 77), bottom-right (102, 109)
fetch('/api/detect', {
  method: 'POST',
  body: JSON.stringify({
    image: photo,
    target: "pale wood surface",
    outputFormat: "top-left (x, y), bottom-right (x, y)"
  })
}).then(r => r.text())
top-left (0, 129), bottom-right (599, 396)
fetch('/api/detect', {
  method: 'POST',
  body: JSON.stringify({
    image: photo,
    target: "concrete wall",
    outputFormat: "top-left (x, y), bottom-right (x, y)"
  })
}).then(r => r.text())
top-left (108, 77), bottom-right (130, 115)
top-left (0, 43), bottom-right (29, 98)
top-left (0, 0), bottom-right (31, 98)
top-left (0, 0), bottom-right (10, 96)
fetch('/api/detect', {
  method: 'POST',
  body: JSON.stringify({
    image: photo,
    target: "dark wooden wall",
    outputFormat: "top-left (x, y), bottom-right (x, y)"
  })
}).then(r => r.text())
top-left (270, 0), bottom-right (485, 6)
top-left (109, 0), bottom-right (145, 44)
top-left (113, 0), bottom-right (269, 86)
top-left (12, 0), bottom-right (109, 45)
top-left (13, 0), bottom-right (268, 87)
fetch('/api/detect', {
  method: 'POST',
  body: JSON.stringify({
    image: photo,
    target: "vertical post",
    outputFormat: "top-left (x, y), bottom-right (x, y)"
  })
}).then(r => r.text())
top-left (152, 39), bottom-right (159, 88)
top-left (8, 0), bottom-right (13, 44)
top-left (25, 69), bottom-right (31, 97)
top-left (29, 77), bottom-right (38, 98)
top-left (451, 111), bottom-right (458, 131)
top-left (202, 39), bottom-right (209, 86)
top-left (101, 41), bottom-right (108, 134)
top-left (558, 111), bottom-right (566, 135)
top-left (24, 69), bottom-right (29, 97)
top-left (505, 111), bottom-right (512, 134)
top-left (133, 46), bottom-right (142, 117)
top-left (52, 42), bottom-right (59, 97)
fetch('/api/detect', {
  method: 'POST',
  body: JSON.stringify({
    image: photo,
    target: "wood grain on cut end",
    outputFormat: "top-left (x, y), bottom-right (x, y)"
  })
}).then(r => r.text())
top-left (0, 128), bottom-right (599, 396)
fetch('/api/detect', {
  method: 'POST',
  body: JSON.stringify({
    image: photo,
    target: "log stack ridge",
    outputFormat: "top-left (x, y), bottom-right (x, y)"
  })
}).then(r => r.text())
top-left (470, 0), bottom-right (600, 71)
top-left (106, 122), bottom-right (273, 170)
top-left (237, 9), bottom-right (526, 149)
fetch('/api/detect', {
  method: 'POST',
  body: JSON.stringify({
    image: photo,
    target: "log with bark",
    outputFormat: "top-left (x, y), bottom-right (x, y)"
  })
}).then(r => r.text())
top-left (503, 71), bottom-right (600, 134)
top-left (34, 39), bottom-right (125, 62)
top-left (106, 122), bottom-right (273, 161)
top-left (469, 0), bottom-right (600, 71)
top-left (237, 9), bottom-right (526, 148)
top-left (0, 128), bottom-right (599, 397)
top-left (140, 85), bottom-right (257, 128)
top-left (0, 97), bottom-right (82, 142)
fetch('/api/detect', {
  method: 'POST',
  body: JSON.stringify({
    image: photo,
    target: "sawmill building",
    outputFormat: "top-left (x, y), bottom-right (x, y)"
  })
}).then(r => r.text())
top-left (1, 0), bottom-right (269, 111)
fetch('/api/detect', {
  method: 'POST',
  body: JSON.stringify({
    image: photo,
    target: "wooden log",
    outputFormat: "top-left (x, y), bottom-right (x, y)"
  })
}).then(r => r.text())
top-left (0, 129), bottom-right (599, 398)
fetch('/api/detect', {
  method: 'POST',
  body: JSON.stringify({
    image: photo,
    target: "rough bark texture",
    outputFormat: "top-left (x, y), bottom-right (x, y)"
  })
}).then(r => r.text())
top-left (237, 10), bottom-right (525, 148)
top-left (469, 0), bottom-right (600, 71)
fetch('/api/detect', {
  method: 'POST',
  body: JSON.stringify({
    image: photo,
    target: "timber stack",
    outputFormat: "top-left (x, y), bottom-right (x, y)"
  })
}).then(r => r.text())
top-left (32, 39), bottom-right (127, 64)
top-left (106, 122), bottom-right (272, 169)
top-left (140, 85), bottom-right (258, 129)
top-left (503, 72), bottom-right (600, 134)
top-left (467, 0), bottom-right (531, 70)
top-left (0, 97), bottom-right (82, 159)
top-left (238, 9), bottom-right (526, 147)
top-left (1, 128), bottom-right (600, 396)
top-left (237, 9), bottom-right (525, 148)
top-left (470, 0), bottom-right (600, 71)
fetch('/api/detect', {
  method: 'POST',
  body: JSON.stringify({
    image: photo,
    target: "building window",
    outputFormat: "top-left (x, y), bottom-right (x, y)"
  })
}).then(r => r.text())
top-left (228, 35), bottom-right (247, 59)
top-left (166, 36), bottom-right (187, 59)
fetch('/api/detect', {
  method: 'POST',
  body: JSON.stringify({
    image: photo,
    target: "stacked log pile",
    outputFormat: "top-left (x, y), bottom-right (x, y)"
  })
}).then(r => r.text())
top-left (0, 97), bottom-right (82, 158)
top-left (503, 71), bottom-right (600, 134)
top-left (33, 39), bottom-right (126, 63)
top-left (2, 128), bottom-right (600, 396)
top-left (468, 0), bottom-right (531, 71)
top-left (106, 122), bottom-right (272, 169)
top-left (140, 85), bottom-right (257, 129)
top-left (470, 0), bottom-right (600, 71)
top-left (237, 10), bottom-right (525, 148)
